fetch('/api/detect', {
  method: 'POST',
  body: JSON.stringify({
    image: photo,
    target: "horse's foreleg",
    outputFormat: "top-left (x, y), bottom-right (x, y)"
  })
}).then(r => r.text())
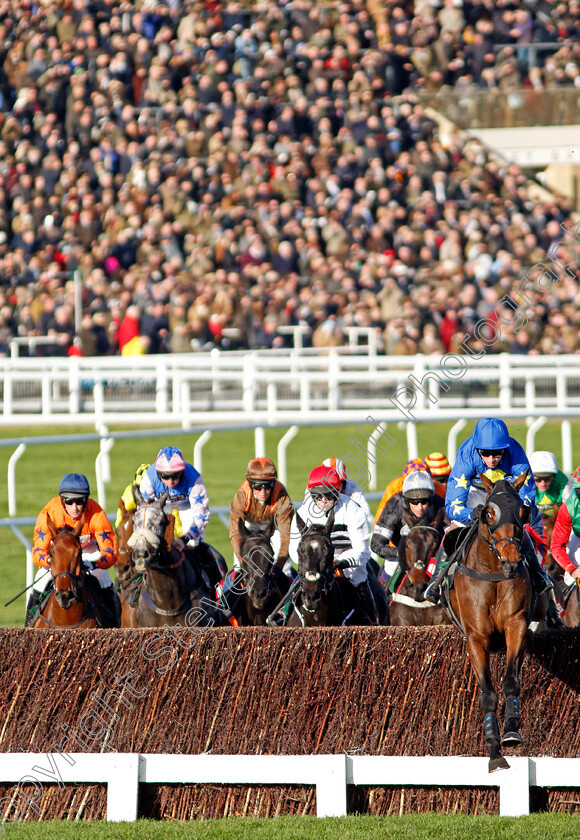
top-left (466, 634), bottom-right (509, 773)
top-left (501, 620), bottom-right (527, 746)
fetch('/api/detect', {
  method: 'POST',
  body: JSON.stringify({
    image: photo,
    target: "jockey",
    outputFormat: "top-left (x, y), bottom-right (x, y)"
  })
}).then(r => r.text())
top-left (425, 417), bottom-right (552, 603)
top-left (371, 471), bottom-right (447, 583)
top-left (289, 465), bottom-right (378, 624)
top-left (322, 457), bottom-right (373, 527)
top-left (425, 452), bottom-right (452, 486)
top-left (28, 473), bottom-right (119, 627)
top-left (549, 466), bottom-right (580, 581)
top-left (374, 458), bottom-right (446, 524)
top-left (139, 446), bottom-right (221, 585)
top-left (229, 457), bottom-right (294, 577)
top-left (115, 462), bottom-right (150, 527)
top-left (529, 450), bottom-right (572, 520)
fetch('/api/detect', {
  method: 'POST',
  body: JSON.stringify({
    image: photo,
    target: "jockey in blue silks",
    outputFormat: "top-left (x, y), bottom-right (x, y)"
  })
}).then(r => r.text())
top-left (139, 446), bottom-right (210, 545)
top-left (425, 418), bottom-right (552, 603)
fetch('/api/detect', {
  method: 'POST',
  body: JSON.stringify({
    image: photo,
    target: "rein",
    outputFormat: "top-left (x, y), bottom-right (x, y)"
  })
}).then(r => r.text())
top-left (458, 491), bottom-right (525, 582)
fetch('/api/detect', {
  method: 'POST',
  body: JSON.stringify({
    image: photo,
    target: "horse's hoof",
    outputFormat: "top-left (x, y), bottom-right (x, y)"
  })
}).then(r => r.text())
top-left (489, 756), bottom-right (510, 773)
top-left (501, 730), bottom-right (523, 747)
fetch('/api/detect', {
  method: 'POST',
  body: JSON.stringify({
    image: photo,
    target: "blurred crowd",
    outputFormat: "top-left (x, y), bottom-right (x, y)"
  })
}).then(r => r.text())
top-left (0, 0), bottom-right (579, 359)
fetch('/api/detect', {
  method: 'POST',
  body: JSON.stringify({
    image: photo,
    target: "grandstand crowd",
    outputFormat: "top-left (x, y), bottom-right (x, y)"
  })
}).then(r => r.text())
top-left (0, 0), bottom-right (579, 358)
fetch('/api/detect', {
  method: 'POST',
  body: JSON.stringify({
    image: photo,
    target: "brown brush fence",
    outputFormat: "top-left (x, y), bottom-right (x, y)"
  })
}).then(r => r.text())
top-left (1, 626), bottom-right (579, 819)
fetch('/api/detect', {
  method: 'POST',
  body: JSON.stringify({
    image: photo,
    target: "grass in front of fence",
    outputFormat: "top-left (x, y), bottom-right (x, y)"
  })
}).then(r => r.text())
top-left (1, 420), bottom-right (578, 627)
top-left (4, 814), bottom-right (580, 840)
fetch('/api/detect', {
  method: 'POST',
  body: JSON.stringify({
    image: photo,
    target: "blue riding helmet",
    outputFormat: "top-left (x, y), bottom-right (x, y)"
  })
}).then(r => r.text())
top-left (472, 418), bottom-right (510, 451)
top-left (59, 473), bottom-right (90, 496)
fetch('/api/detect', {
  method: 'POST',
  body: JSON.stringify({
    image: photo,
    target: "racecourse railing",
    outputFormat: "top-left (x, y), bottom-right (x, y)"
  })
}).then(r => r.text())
top-left (0, 753), bottom-right (578, 821)
top-left (1, 351), bottom-right (580, 427)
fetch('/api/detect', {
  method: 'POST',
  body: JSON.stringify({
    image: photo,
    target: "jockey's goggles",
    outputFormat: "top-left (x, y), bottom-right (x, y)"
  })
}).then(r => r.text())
top-left (249, 480), bottom-right (274, 491)
top-left (478, 448), bottom-right (505, 458)
top-left (408, 495), bottom-right (431, 504)
top-left (157, 470), bottom-right (184, 482)
top-left (60, 495), bottom-right (88, 506)
top-left (311, 489), bottom-right (338, 502)
top-left (533, 474), bottom-right (553, 483)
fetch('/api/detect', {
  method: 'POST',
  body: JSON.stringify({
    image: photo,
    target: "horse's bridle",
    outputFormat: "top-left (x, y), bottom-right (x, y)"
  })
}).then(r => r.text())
top-left (405, 524), bottom-right (441, 571)
top-left (49, 539), bottom-right (85, 600)
top-left (477, 491), bottom-right (524, 561)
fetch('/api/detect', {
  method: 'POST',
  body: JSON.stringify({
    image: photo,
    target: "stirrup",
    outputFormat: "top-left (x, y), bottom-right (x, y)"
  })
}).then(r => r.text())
top-left (424, 578), bottom-right (441, 604)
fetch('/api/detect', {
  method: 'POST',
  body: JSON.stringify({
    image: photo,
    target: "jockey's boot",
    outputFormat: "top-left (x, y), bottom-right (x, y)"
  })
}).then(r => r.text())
top-left (355, 580), bottom-right (379, 626)
top-left (523, 535), bottom-right (552, 596)
top-left (25, 590), bottom-right (42, 627)
top-left (424, 545), bottom-right (448, 604)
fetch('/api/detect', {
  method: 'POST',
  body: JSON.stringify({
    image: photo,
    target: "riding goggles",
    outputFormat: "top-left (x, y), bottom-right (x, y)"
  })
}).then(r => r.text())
top-left (249, 480), bottom-right (275, 491)
top-left (60, 495), bottom-right (88, 506)
top-left (408, 496), bottom-right (431, 504)
top-left (312, 490), bottom-right (338, 502)
top-left (533, 474), bottom-right (553, 483)
top-left (157, 470), bottom-right (184, 482)
top-left (478, 448), bottom-right (505, 458)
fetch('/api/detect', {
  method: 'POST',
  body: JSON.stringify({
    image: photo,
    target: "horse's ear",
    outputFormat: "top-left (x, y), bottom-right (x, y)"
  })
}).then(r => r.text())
top-left (164, 513), bottom-right (175, 549)
top-left (158, 489), bottom-right (170, 507)
top-left (133, 485), bottom-right (144, 507)
top-left (119, 498), bottom-right (128, 516)
top-left (325, 507), bottom-right (335, 535)
top-left (46, 514), bottom-right (57, 538)
top-left (478, 470), bottom-right (494, 494)
top-left (238, 518), bottom-right (247, 539)
top-left (295, 511), bottom-right (308, 536)
top-left (520, 505), bottom-right (531, 524)
top-left (398, 537), bottom-right (409, 571)
top-left (512, 469), bottom-right (528, 493)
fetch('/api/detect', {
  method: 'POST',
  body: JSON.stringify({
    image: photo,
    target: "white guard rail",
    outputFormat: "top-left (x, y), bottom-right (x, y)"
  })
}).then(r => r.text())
top-left (1, 351), bottom-right (580, 427)
top-left (0, 753), bottom-right (578, 821)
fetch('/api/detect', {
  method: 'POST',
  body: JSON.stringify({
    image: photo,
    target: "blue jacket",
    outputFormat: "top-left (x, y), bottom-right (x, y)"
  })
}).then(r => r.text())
top-left (139, 463), bottom-right (210, 542)
top-left (446, 435), bottom-right (537, 526)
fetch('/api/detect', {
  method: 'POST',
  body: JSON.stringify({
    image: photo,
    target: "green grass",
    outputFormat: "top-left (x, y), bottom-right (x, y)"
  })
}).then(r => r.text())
top-left (1, 419), bottom-right (578, 627)
top-left (3, 814), bottom-right (580, 840)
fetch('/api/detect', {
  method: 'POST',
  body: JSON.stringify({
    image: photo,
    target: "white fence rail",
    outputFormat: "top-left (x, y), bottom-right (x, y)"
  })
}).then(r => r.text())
top-left (2, 351), bottom-right (580, 427)
top-left (1, 753), bottom-right (578, 821)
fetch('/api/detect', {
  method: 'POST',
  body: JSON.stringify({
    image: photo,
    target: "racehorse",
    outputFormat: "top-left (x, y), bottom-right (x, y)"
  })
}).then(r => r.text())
top-left (237, 519), bottom-right (290, 626)
top-left (129, 488), bottom-right (224, 628)
top-left (390, 507), bottom-right (451, 627)
top-left (539, 506), bottom-right (562, 581)
top-left (31, 516), bottom-right (103, 629)
top-left (285, 511), bottom-right (382, 627)
top-left (115, 498), bottom-right (139, 628)
top-left (448, 471), bottom-right (547, 772)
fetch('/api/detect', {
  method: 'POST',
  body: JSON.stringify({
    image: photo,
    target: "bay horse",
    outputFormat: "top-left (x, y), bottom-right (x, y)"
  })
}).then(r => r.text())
top-left (448, 471), bottom-right (547, 772)
top-left (115, 497), bottom-right (139, 628)
top-left (129, 488), bottom-right (225, 628)
top-left (390, 507), bottom-right (451, 627)
top-left (31, 516), bottom-right (103, 629)
top-left (237, 519), bottom-right (290, 626)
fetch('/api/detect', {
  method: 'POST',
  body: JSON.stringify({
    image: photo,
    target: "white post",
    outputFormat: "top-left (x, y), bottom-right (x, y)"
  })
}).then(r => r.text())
top-left (193, 430), bottom-right (212, 475)
top-left (277, 425), bottom-right (299, 487)
top-left (498, 757), bottom-right (530, 817)
top-left (499, 353), bottom-right (511, 410)
top-left (367, 422), bottom-right (387, 492)
top-left (106, 754), bottom-right (141, 821)
top-left (8, 443), bottom-right (26, 516)
top-left (561, 419), bottom-right (573, 475)
top-left (95, 433), bottom-right (114, 510)
top-left (526, 415), bottom-right (546, 455)
top-left (98, 424), bottom-right (112, 482)
top-left (254, 426), bottom-right (265, 458)
top-left (406, 421), bottom-right (418, 460)
top-left (41, 375), bottom-right (52, 416)
top-left (315, 755), bottom-right (348, 818)
top-left (448, 418), bottom-right (467, 463)
top-left (155, 360), bottom-right (168, 413)
top-left (242, 355), bottom-right (255, 414)
top-left (69, 356), bottom-right (81, 415)
top-left (267, 382), bottom-right (277, 419)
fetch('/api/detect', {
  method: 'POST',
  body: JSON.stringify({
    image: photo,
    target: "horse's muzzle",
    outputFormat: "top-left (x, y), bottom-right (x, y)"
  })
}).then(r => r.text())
top-left (55, 590), bottom-right (76, 609)
top-left (133, 552), bottom-right (150, 573)
top-left (500, 558), bottom-right (523, 579)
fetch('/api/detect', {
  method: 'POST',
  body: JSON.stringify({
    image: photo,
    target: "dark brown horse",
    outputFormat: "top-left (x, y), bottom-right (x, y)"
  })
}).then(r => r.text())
top-left (449, 471), bottom-right (547, 772)
top-left (390, 507), bottom-right (451, 627)
top-left (129, 489), bottom-right (225, 628)
top-left (31, 516), bottom-right (103, 629)
top-left (115, 498), bottom-right (139, 628)
top-left (237, 519), bottom-right (290, 626)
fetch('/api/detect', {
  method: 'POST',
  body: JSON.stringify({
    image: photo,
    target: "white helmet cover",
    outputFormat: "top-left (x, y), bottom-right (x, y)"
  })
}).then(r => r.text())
top-left (402, 470), bottom-right (435, 499)
top-left (529, 451), bottom-right (557, 475)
